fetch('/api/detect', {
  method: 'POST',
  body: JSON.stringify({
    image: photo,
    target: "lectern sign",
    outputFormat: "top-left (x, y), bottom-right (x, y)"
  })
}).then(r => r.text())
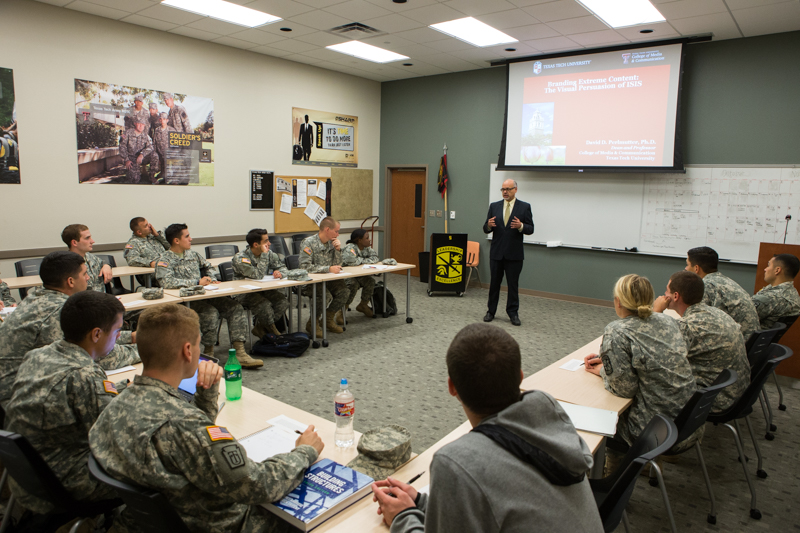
top-left (435, 246), bottom-right (463, 284)
top-left (428, 233), bottom-right (467, 296)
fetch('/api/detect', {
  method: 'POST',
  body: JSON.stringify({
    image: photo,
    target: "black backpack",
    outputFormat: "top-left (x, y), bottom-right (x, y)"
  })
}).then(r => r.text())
top-left (372, 282), bottom-right (397, 316)
top-left (252, 332), bottom-right (310, 358)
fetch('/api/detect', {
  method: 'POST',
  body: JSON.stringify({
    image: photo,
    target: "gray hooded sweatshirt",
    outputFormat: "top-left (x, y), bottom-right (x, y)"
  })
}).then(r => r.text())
top-left (391, 390), bottom-right (604, 533)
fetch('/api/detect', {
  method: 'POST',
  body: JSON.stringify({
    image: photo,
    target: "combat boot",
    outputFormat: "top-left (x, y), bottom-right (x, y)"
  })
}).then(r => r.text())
top-left (306, 317), bottom-right (323, 337)
top-left (233, 341), bottom-right (263, 368)
top-left (251, 321), bottom-right (267, 339)
top-left (356, 300), bottom-right (373, 318)
top-left (203, 345), bottom-right (215, 356)
top-left (326, 313), bottom-right (343, 334)
top-left (335, 310), bottom-right (344, 325)
top-left (268, 323), bottom-right (281, 336)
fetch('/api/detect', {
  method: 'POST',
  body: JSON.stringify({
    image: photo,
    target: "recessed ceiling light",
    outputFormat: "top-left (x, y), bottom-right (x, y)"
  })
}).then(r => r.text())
top-left (403, 63), bottom-right (413, 66)
top-left (326, 41), bottom-right (409, 63)
top-left (505, 48), bottom-right (517, 52)
top-left (161, 0), bottom-right (281, 28)
top-left (429, 17), bottom-right (517, 47)
top-left (576, 0), bottom-right (665, 29)
top-left (639, 29), bottom-right (654, 34)
top-left (280, 27), bottom-right (292, 32)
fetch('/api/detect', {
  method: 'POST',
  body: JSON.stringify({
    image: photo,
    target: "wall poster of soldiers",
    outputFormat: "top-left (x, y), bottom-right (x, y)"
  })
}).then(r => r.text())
top-left (292, 107), bottom-right (358, 168)
top-left (0, 67), bottom-right (20, 184)
top-left (75, 79), bottom-right (214, 186)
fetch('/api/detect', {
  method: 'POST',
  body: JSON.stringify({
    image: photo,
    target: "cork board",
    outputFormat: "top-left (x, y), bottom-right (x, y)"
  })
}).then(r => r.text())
top-left (331, 168), bottom-right (373, 221)
top-left (273, 176), bottom-right (324, 234)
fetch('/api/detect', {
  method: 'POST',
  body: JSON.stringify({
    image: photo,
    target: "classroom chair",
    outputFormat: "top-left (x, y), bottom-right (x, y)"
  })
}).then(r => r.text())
top-left (291, 234), bottom-right (311, 255)
top-left (0, 430), bottom-right (122, 533)
top-left (13, 257), bottom-right (42, 299)
top-left (744, 323), bottom-right (785, 440)
top-left (204, 244), bottom-right (238, 259)
top-left (646, 369), bottom-right (737, 528)
top-left (706, 344), bottom-right (793, 520)
top-left (217, 261), bottom-right (255, 347)
top-left (88, 455), bottom-right (190, 533)
top-left (268, 235), bottom-right (290, 259)
top-left (464, 241), bottom-right (481, 292)
top-left (94, 254), bottom-right (133, 295)
top-left (770, 314), bottom-right (798, 411)
top-left (589, 415), bottom-right (677, 533)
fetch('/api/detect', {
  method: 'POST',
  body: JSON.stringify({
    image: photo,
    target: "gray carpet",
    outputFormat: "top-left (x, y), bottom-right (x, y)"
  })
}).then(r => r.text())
top-left (212, 275), bottom-right (800, 532)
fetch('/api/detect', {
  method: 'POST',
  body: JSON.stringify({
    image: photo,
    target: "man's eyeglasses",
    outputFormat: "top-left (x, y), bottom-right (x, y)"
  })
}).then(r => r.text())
top-left (500, 187), bottom-right (516, 192)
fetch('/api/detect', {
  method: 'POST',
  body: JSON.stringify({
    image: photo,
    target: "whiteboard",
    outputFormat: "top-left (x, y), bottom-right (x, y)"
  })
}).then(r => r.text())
top-left (490, 164), bottom-right (800, 264)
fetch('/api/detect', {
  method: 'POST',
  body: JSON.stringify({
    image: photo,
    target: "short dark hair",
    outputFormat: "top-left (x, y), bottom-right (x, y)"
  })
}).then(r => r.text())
top-left (687, 246), bottom-right (718, 273)
top-left (165, 223), bottom-right (188, 245)
top-left (320, 217), bottom-right (338, 230)
top-left (669, 271), bottom-right (705, 306)
top-left (773, 253), bottom-right (800, 279)
top-left (446, 323), bottom-right (522, 416)
top-left (129, 217), bottom-right (146, 233)
top-left (137, 303), bottom-right (200, 370)
top-left (61, 224), bottom-right (88, 247)
top-left (347, 228), bottom-right (367, 245)
top-left (246, 229), bottom-right (268, 248)
top-left (39, 251), bottom-right (85, 288)
top-left (60, 291), bottom-right (124, 344)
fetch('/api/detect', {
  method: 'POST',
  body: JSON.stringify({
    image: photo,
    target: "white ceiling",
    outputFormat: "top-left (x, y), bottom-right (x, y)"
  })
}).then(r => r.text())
top-left (34, 0), bottom-right (800, 82)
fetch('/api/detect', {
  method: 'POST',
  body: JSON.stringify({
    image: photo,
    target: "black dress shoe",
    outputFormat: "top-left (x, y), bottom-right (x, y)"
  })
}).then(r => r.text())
top-left (510, 315), bottom-right (521, 326)
top-left (483, 312), bottom-right (494, 322)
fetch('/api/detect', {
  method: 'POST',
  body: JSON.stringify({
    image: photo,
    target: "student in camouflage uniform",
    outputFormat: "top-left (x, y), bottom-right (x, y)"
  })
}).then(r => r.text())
top-left (0, 277), bottom-right (15, 309)
top-left (164, 92), bottom-right (192, 133)
top-left (122, 93), bottom-right (149, 132)
top-left (231, 229), bottom-right (289, 338)
top-left (120, 117), bottom-right (158, 184)
top-left (584, 274), bottom-right (696, 452)
top-left (147, 102), bottom-right (160, 139)
top-left (155, 223), bottom-right (262, 368)
top-left (339, 228), bottom-right (376, 323)
top-left (686, 246), bottom-right (760, 342)
top-left (0, 252), bottom-right (139, 409)
top-left (5, 291), bottom-right (129, 514)
top-left (752, 253), bottom-right (800, 329)
top-left (89, 303), bottom-right (324, 533)
top-left (124, 216), bottom-right (169, 276)
top-left (152, 112), bottom-right (172, 182)
top-left (62, 223), bottom-right (112, 293)
top-left (655, 271), bottom-right (750, 411)
top-left (299, 217), bottom-right (349, 335)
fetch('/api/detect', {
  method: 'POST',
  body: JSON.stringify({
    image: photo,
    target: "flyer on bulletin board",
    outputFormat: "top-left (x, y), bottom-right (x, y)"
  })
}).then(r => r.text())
top-left (292, 107), bottom-right (358, 168)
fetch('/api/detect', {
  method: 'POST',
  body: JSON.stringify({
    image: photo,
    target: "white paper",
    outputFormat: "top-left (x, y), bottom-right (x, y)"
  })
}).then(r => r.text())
top-left (296, 179), bottom-right (307, 208)
top-left (239, 425), bottom-right (299, 463)
top-left (204, 285), bottom-right (219, 290)
top-left (123, 299), bottom-right (146, 306)
top-left (0, 307), bottom-right (17, 315)
top-left (105, 366), bottom-right (136, 376)
top-left (240, 284), bottom-right (262, 290)
top-left (214, 287), bottom-right (233, 293)
top-left (559, 359), bottom-right (585, 372)
top-left (279, 194), bottom-right (292, 214)
top-left (315, 181), bottom-right (326, 200)
top-left (260, 277), bottom-right (292, 284)
top-left (308, 179), bottom-right (317, 197)
top-left (557, 401), bottom-right (618, 437)
top-left (268, 415), bottom-right (308, 434)
top-left (304, 199), bottom-right (324, 223)
top-left (418, 485), bottom-right (430, 494)
top-left (276, 178), bottom-right (291, 192)
top-left (362, 265), bottom-right (389, 270)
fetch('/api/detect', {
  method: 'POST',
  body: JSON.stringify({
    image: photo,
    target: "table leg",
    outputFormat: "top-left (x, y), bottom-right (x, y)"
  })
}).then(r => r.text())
top-left (590, 438), bottom-right (606, 479)
top-left (322, 280), bottom-right (328, 348)
top-left (382, 272), bottom-right (388, 318)
top-left (287, 287), bottom-right (293, 334)
top-left (311, 283), bottom-right (319, 348)
top-left (129, 275), bottom-right (135, 292)
top-left (406, 269), bottom-right (413, 324)
top-left (146, 275), bottom-right (152, 288)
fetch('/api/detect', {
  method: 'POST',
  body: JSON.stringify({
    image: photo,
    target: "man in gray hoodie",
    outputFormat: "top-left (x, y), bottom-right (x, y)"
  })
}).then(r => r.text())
top-left (372, 323), bottom-right (604, 533)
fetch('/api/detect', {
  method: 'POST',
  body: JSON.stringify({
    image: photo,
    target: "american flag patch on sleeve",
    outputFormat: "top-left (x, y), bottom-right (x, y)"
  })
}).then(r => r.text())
top-left (103, 381), bottom-right (118, 395)
top-left (303, 247), bottom-right (312, 255)
top-left (157, 261), bottom-right (168, 268)
top-left (206, 426), bottom-right (234, 441)
top-left (125, 244), bottom-right (134, 249)
top-left (241, 258), bottom-right (251, 264)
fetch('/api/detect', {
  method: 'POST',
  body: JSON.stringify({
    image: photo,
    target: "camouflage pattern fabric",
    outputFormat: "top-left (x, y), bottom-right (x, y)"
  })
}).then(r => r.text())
top-left (124, 232), bottom-right (169, 268)
top-left (168, 104), bottom-right (192, 133)
top-left (345, 276), bottom-right (375, 307)
top-left (153, 125), bottom-right (173, 173)
top-left (123, 107), bottom-right (149, 132)
top-left (599, 313), bottom-right (696, 446)
top-left (179, 286), bottom-right (206, 297)
top-left (381, 258), bottom-right (398, 266)
top-left (119, 129), bottom-right (157, 184)
top-left (752, 281), bottom-right (800, 329)
top-left (89, 375), bottom-right (317, 533)
top-left (84, 252), bottom-right (107, 293)
top-left (702, 271), bottom-right (760, 342)
top-left (678, 303), bottom-right (751, 411)
top-left (0, 281), bottom-right (15, 306)
top-left (341, 243), bottom-right (379, 266)
top-left (148, 112), bottom-right (160, 140)
top-left (299, 234), bottom-right (348, 317)
top-left (232, 249), bottom-right (289, 327)
top-left (346, 425), bottom-right (411, 481)
top-left (305, 279), bottom-right (348, 318)
top-left (155, 250), bottom-right (214, 289)
top-left (286, 269), bottom-right (311, 281)
top-left (141, 288), bottom-right (163, 300)
top-left (5, 340), bottom-right (126, 513)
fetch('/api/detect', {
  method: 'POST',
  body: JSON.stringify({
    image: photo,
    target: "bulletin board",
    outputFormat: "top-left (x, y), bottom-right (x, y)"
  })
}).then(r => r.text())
top-left (274, 176), bottom-right (323, 234)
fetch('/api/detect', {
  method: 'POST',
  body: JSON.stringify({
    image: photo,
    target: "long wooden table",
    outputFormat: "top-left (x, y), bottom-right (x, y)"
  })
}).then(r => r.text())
top-left (4, 265), bottom-right (155, 292)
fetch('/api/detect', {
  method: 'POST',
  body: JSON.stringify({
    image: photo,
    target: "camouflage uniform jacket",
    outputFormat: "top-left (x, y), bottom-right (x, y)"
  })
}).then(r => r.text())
top-left (599, 313), bottom-right (695, 444)
top-left (124, 232), bottom-right (169, 268)
top-left (0, 281), bottom-right (14, 306)
top-left (84, 252), bottom-right (108, 293)
top-left (148, 114), bottom-right (160, 140)
top-left (0, 287), bottom-right (139, 409)
top-left (153, 125), bottom-right (173, 157)
top-left (752, 281), bottom-right (800, 329)
top-left (702, 272), bottom-right (760, 341)
top-left (299, 234), bottom-right (342, 274)
top-left (341, 244), bottom-right (379, 266)
top-left (119, 129), bottom-right (154, 162)
top-left (88, 375), bottom-right (319, 533)
top-left (678, 303), bottom-right (750, 411)
top-left (232, 248), bottom-right (287, 281)
top-left (123, 107), bottom-right (149, 132)
top-left (168, 104), bottom-right (192, 133)
top-left (155, 249), bottom-right (215, 288)
top-left (5, 340), bottom-right (127, 513)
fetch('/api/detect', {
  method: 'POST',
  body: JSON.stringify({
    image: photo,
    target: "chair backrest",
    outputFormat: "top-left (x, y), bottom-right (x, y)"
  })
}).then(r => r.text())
top-left (14, 258), bottom-right (43, 299)
top-left (285, 254), bottom-right (300, 270)
top-left (93, 254), bottom-right (132, 293)
top-left (745, 323), bottom-right (785, 374)
top-left (0, 430), bottom-right (74, 513)
top-left (773, 315), bottom-right (800, 343)
top-left (88, 455), bottom-right (190, 533)
top-left (592, 415), bottom-right (677, 532)
top-left (204, 245), bottom-right (238, 259)
top-left (268, 235), bottom-right (289, 258)
top-left (466, 241), bottom-right (480, 267)
top-left (217, 262), bottom-right (234, 282)
top-left (291, 234), bottom-right (311, 255)
top-left (672, 369), bottom-right (737, 445)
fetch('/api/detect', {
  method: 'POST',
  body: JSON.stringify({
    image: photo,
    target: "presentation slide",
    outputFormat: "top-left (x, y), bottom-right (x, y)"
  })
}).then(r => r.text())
top-left (502, 43), bottom-right (683, 170)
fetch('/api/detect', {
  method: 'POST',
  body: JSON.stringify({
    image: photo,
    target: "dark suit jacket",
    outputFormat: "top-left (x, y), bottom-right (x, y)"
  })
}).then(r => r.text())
top-left (299, 123), bottom-right (313, 147)
top-left (482, 199), bottom-right (534, 261)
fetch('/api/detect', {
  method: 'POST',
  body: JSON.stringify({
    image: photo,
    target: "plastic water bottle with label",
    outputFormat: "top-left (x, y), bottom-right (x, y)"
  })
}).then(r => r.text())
top-left (334, 378), bottom-right (355, 447)
top-left (224, 348), bottom-right (242, 401)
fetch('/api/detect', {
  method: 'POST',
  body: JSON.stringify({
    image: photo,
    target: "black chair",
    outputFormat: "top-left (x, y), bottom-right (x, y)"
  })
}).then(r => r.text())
top-left (743, 323), bottom-right (785, 440)
top-left (14, 258), bottom-right (42, 299)
top-left (589, 415), bottom-right (678, 533)
top-left (706, 344), bottom-right (793, 520)
top-left (646, 369), bottom-right (738, 527)
top-left (88, 455), bottom-right (190, 533)
top-left (94, 254), bottom-right (132, 296)
top-left (269, 235), bottom-right (290, 259)
top-left (291, 234), bottom-right (311, 255)
top-left (0, 430), bottom-right (121, 533)
top-left (204, 245), bottom-right (238, 259)
top-left (770, 314), bottom-right (798, 411)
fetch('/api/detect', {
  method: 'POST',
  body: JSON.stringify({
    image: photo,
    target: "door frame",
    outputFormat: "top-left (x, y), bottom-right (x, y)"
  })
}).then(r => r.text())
top-left (385, 164), bottom-right (428, 258)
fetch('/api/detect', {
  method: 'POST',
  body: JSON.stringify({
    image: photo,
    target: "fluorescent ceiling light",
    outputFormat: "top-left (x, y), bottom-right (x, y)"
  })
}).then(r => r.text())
top-left (577, 0), bottom-right (665, 29)
top-left (429, 17), bottom-right (517, 47)
top-left (161, 0), bottom-right (281, 28)
top-left (326, 41), bottom-right (409, 63)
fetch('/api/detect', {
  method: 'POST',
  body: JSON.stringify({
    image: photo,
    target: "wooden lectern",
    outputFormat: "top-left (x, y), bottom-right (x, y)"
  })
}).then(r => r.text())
top-left (755, 243), bottom-right (800, 379)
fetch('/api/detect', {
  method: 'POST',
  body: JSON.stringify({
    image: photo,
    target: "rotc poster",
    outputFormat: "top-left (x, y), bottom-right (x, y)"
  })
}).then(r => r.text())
top-left (74, 79), bottom-right (214, 186)
top-left (292, 107), bottom-right (358, 168)
top-left (0, 67), bottom-right (20, 184)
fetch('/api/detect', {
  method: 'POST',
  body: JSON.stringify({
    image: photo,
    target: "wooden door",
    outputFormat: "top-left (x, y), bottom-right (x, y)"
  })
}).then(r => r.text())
top-left (390, 168), bottom-right (426, 277)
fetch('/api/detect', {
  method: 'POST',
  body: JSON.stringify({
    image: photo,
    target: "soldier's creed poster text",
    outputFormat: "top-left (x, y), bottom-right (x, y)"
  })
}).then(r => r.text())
top-left (75, 79), bottom-right (214, 186)
top-left (0, 68), bottom-right (20, 184)
top-left (292, 107), bottom-right (358, 168)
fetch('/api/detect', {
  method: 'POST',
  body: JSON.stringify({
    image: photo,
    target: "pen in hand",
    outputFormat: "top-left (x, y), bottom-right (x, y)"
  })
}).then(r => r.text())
top-left (407, 471), bottom-right (425, 484)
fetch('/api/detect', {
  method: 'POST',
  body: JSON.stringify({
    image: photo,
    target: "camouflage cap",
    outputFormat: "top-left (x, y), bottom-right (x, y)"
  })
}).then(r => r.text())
top-left (346, 425), bottom-right (412, 481)
top-left (141, 287), bottom-right (164, 300)
top-left (149, 102), bottom-right (158, 110)
top-left (133, 116), bottom-right (146, 125)
top-left (159, 112), bottom-right (168, 120)
top-left (134, 93), bottom-right (144, 102)
top-left (286, 269), bottom-right (312, 281)
top-left (381, 258), bottom-right (398, 266)
top-left (163, 92), bottom-right (174, 100)
top-left (179, 286), bottom-right (206, 297)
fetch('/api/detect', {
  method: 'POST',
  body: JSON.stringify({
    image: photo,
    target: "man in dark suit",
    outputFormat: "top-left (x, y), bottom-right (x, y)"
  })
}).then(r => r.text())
top-left (483, 179), bottom-right (534, 326)
top-left (298, 114), bottom-right (314, 161)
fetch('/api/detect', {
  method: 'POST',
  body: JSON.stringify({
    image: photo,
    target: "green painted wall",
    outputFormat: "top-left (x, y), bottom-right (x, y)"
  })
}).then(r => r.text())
top-left (379, 32), bottom-right (800, 301)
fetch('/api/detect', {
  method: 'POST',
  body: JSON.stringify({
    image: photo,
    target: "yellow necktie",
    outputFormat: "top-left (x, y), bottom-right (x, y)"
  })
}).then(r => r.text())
top-left (504, 202), bottom-right (511, 226)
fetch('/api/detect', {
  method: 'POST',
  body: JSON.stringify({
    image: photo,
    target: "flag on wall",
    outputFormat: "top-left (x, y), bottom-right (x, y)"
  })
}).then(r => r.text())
top-left (437, 153), bottom-right (448, 198)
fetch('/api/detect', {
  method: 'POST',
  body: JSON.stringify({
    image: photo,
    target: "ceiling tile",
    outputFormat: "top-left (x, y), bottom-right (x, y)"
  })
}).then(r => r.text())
top-left (66, 1), bottom-right (129, 19)
top-left (440, 0), bottom-right (518, 17)
top-left (418, 53), bottom-right (484, 71)
top-left (81, 0), bottom-right (156, 12)
top-left (546, 15), bottom-right (610, 35)
top-left (290, 46), bottom-right (348, 61)
top-left (669, 12), bottom-right (742, 40)
top-left (120, 14), bottom-right (179, 31)
top-left (724, 0), bottom-right (792, 9)
top-left (228, 28), bottom-right (288, 45)
top-left (286, 10), bottom-right (352, 30)
top-left (656, 0), bottom-right (728, 19)
top-left (389, 60), bottom-right (449, 76)
top-left (242, 0), bottom-right (315, 18)
top-left (361, 13), bottom-right (424, 33)
top-left (402, 4), bottom-right (469, 25)
top-left (185, 17), bottom-right (250, 35)
top-left (522, 1), bottom-right (590, 23)
top-left (294, 31), bottom-right (350, 47)
top-left (363, 0), bottom-right (441, 14)
top-left (614, 21), bottom-right (679, 41)
top-left (168, 26), bottom-right (221, 41)
top-left (136, 4), bottom-right (205, 25)
top-left (323, 0), bottom-right (393, 21)
top-left (733, 2), bottom-right (800, 37)
top-left (523, 35), bottom-right (582, 51)
top-left (484, 42), bottom-right (539, 56)
top-left (283, 53), bottom-right (329, 65)
top-left (449, 47), bottom-right (502, 64)
top-left (508, 0), bottom-right (560, 6)
top-left (424, 37), bottom-right (477, 53)
top-left (251, 44), bottom-right (295, 57)
top-left (258, 21), bottom-right (318, 37)
top-left (505, 23), bottom-right (561, 41)
top-left (568, 29), bottom-right (628, 46)
top-left (294, 0), bottom-right (349, 8)
top-left (475, 9), bottom-right (540, 29)
top-left (267, 38), bottom-right (320, 53)
top-left (393, 27), bottom-right (451, 43)
top-left (373, 40), bottom-right (441, 57)
top-left (211, 35), bottom-right (261, 49)
top-left (34, 0), bottom-right (73, 6)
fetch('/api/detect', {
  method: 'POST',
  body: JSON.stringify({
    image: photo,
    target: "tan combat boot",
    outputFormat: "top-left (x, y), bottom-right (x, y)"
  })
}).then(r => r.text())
top-left (233, 341), bottom-right (263, 368)
top-left (306, 317), bottom-right (323, 337)
top-left (326, 312), bottom-right (343, 334)
top-left (356, 300), bottom-right (373, 318)
top-left (251, 321), bottom-right (267, 339)
top-left (335, 310), bottom-right (345, 325)
top-left (203, 345), bottom-right (215, 356)
top-left (268, 323), bottom-right (281, 336)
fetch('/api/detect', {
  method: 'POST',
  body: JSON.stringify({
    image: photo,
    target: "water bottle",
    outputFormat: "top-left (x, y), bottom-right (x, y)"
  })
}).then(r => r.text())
top-left (334, 378), bottom-right (355, 447)
top-left (224, 348), bottom-right (242, 401)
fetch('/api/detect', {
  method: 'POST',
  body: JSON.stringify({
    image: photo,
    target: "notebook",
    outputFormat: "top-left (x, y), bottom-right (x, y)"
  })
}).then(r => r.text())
top-left (557, 401), bottom-right (618, 437)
